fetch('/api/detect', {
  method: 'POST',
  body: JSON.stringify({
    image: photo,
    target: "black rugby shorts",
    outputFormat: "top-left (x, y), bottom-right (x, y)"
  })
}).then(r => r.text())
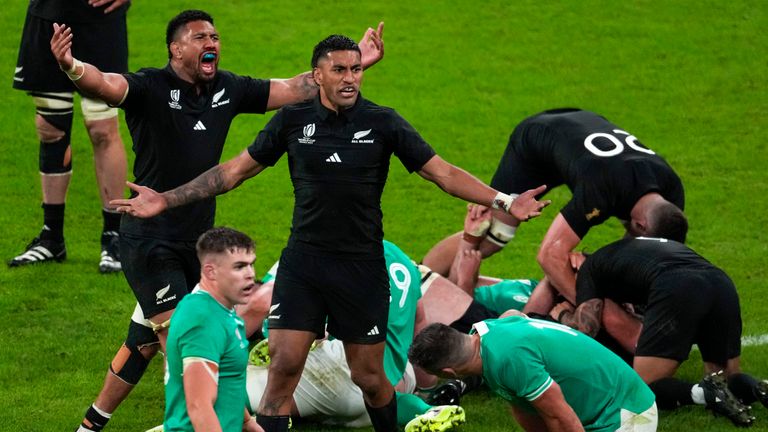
top-left (268, 248), bottom-right (389, 344)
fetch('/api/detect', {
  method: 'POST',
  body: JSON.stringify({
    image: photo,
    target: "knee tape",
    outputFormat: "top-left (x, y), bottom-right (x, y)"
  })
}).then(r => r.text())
top-left (486, 218), bottom-right (517, 248)
top-left (81, 96), bottom-right (118, 122)
top-left (110, 320), bottom-right (159, 385)
top-left (32, 92), bottom-right (74, 174)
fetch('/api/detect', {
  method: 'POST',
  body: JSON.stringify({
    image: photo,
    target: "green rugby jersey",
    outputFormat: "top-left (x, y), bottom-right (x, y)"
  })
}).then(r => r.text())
top-left (475, 279), bottom-right (537, 313)
top-left (382, 240), bottom-right (422, 384)
top-left (164, 288), bottom-right (249, 431)
top-left (474, 316), bottom-right (654, 431)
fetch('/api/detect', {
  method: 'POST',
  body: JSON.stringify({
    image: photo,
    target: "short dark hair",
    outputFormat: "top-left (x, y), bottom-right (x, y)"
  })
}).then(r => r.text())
top-left (196, 227), bottom-right (254, 261)
top-left (166, 10), bottom-right (214, 59)
top-left (647, 201), bottom-right (688, 243)
top-left (408, 323), bottom-right (472, 375)
top-left (311, 35), bottom-right (360, 68)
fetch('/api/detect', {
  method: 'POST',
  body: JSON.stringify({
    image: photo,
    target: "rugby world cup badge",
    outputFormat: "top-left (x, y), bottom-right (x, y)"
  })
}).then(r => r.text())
top-left (168, 89), bottom-right (182, 110)
top-left (299, 123), bottom-right (316, 144)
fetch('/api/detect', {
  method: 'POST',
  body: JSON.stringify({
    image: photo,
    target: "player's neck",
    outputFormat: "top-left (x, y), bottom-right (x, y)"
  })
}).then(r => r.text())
top-left (199, 279), bottom-right (234, 309)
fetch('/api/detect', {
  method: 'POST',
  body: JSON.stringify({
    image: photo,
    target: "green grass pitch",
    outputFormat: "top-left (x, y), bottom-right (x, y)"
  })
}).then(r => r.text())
top-left (0, 1), bottom-right (766, 431)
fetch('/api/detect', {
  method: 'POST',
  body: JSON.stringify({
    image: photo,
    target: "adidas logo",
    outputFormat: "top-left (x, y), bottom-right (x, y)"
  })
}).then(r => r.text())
top-left (367, 325), bottom-right (380, 336)
top-left (325, 152), bottom-right (342, 163)
top-left (193, 120), bottom-right (207, 130)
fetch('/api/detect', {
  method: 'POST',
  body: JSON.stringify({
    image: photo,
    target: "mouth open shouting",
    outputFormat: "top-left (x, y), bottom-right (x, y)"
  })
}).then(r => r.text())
top-left (200, 51), bottom-right (218, 77)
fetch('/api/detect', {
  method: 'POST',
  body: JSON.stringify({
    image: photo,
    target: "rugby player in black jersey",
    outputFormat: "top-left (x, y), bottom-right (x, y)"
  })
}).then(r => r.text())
top-left (423, 108), bottom-right (687, 305)
top-left (558, 236), bottom-right (764, 426)
top-left (113, 35), bottom-right (549, 432)
top-left (52, 11), bottom-right (384, 432)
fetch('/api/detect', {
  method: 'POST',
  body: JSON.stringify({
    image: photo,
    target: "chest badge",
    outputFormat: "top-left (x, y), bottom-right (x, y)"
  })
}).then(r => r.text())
top-left (298, 123), bottom-right (316, 144)
top-left (212, 87), bottom-right (230, 108)
top-left (585, 208), bottom-right (601, 221)
top-left (168, 89), bottom-right (181, 110)
top-left (352, 129), bottom-right (374, 143)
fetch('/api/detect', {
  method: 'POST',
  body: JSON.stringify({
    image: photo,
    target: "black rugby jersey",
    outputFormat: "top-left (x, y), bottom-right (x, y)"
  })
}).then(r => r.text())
top-left (119, 65), bottom-right (270, 240)
top-left (247, 95), bottom-right (436, 258)
top-left (518, 109), bottom-right (684, 238)
top-left (29, 0), bottom-right (129, 23)
top-left (576, 237), bottom-right (716, 305)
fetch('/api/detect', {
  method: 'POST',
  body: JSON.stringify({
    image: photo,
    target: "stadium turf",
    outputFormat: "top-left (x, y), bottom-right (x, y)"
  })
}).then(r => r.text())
top-left (0, 1), bottom-right (765, 430)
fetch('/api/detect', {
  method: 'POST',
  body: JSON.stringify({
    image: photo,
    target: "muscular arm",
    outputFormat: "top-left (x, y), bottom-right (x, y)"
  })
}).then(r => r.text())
top-left (529, 381), bottom-right (584, 432)
top-left (418, 155), bottom-right (549, 222)
top-left (111, 150), bottom-right (266, 217)
top-left (537, 214), bottom-right (581, 303)
top-left (164, 150), bottom-right (266, 208)
top-left (558, 298), bottom-right (604, 337)
top-left (184, 360), bottom-right (223, 432)
top-left (50, 24), bottom-right (128, 105)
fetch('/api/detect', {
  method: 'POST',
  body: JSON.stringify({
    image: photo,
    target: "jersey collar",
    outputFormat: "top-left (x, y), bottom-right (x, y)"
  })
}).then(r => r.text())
top-left (313, 93), bottom-right (364, 123)
top-left (163, 63), bottom-right (215, 96)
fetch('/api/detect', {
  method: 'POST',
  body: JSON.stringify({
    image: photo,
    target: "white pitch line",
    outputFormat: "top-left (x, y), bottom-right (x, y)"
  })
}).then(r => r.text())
top-left (741, 334), bottom-right (768, 347)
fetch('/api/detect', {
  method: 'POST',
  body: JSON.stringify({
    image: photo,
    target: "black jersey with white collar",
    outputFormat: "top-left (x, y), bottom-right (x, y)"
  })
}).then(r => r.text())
top-left (119, 65), bottom-right (270, 240)
top-left (247, 95), bottom-right (436, 258)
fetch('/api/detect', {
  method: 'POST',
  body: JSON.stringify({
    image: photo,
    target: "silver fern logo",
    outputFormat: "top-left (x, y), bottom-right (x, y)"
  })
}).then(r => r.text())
top-left (352, 128), bottom-right (374, 143)
top-left (211, 87), bottom-right (230, 108)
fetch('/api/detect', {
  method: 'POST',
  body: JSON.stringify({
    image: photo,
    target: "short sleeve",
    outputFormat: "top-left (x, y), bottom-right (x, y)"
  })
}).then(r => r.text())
top-left (387, 111), bottom-right (436, 173)
top-left (560, 180), bottom-right (612, 239)
top-left (120, 70), bottom-right (151, 111)
top-left (176, 322), bottom-right (225, 364)
top-left (499, 345), bottom-right (553, 402)
top-left (247, 109), bottom-right (287, 166)
top-left (232, 75), bottom-right (271, 114)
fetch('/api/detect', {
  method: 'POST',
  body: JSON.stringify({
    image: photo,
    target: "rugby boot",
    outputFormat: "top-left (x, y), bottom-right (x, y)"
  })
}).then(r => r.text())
top-left (701, 371), bottom-right (754, 427)
top-left (8, 236), bottom-right (66, 267)
top-left (405, 405), bottom-right (465, 432)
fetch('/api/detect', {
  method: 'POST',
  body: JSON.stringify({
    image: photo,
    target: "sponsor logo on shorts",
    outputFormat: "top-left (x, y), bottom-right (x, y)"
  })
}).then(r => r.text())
top-left (155, 284), bottom-right (177, 305)
top-left (211, 88), bottom-right (230, 108)
top-left (168, 89), bottom-right (182, 110)
top-left (367, 325), bottom-right (380, 336)
top-left (268, 303), bottom-right (281, 320)
top-left (14, 66), bottom-right (23, 82)
top-left (352, 129), bottom-right (374, 143)
top-left (298, 123), bottom-right (316, 144)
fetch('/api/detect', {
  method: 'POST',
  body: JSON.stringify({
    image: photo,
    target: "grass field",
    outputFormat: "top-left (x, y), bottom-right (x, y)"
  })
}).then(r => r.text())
top-left (0, 1), bottom-right (766, 431)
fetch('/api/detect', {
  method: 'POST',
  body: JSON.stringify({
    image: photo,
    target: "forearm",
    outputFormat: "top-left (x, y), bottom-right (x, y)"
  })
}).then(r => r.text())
top-left (67, 60), bottom-right (127, 105)
top-left (188, 403), bottom-right (223, 432)
top-left (431, 164), bottom-right (497, 206)
top-left (541, 415), bottom-right (584, 432)
top-left (163, 165), bottom-right (232, 209)
top-left (266, 72), bottom-right (318, 110)
top-left (537, 251), bottom-right (577, 303)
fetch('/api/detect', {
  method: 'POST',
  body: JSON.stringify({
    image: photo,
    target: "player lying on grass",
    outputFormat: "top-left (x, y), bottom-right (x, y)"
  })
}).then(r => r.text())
top-left (557, 236), bottom-right (767, 427)
top-left (410, 317), bottom-right (658, 432)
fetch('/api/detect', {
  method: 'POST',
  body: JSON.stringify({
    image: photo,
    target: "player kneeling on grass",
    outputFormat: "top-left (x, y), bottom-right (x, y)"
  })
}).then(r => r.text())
top-left (163, 227), bottom-right (262, 432)
top-left (409, 317), bottom-right (658, 432)
top-left (556, 236), bottom-right (767, 427)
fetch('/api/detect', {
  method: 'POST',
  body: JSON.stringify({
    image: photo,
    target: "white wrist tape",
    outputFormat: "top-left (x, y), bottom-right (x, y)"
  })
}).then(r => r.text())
top-left (491, 192), bottom-right (515, 212)
top-left (64, 58), bottom-right (85, 81)
top-left (486, 218), bottom-right (517, 248)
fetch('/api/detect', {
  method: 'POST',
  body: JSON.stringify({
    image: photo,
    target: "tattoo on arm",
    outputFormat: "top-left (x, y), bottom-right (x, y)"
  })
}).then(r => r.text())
top-left (298, 72), bottom-right (319, 100)
top-left (165, 165), bottom-right (228, 208)
top-left (562, 299), bottom-right (604, 337)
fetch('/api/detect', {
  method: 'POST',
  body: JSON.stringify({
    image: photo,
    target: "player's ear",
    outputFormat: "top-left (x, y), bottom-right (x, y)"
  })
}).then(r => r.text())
top-left (440, 367), bottom-right (459, 379)
top-left (202, 261), bottom-right (217, 280)
top-left (312, 67), bottom-right (322, 85)
top-left (170, 41), bottom-right (182, 59)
